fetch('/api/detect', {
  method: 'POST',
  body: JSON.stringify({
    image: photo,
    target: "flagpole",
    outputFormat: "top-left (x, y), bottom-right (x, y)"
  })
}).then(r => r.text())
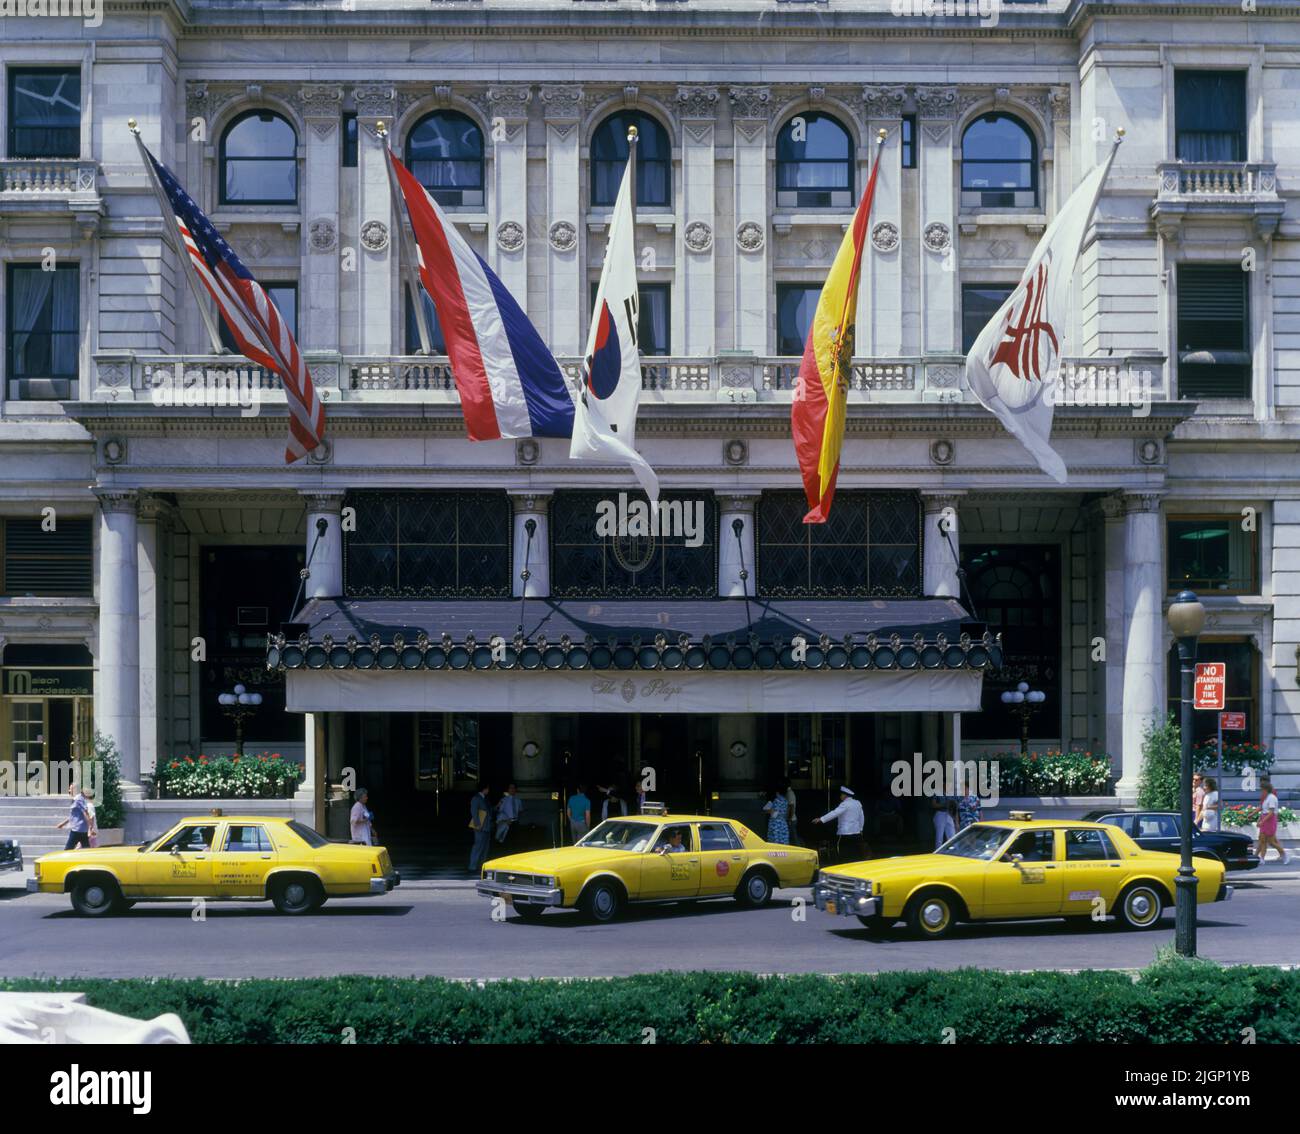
top-left (1073, 127), bottom-right (1124, 263)
top-left (377, 121), bottom-right (435, 356)
top-left (128, 118), bottom-right (226, 356)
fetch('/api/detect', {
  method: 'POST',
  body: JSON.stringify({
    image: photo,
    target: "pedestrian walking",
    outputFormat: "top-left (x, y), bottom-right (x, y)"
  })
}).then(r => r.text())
top-left (83, 789), bottom-right (98, 847)
top-left (1256, 778), bottom-right (1291, 864)
top-left (495, 782), bottom-right (522, 844)
top-left (601, 787), bottom-right (627, 821)
top-left (932, 795), bottom-right (956, 849)
top-left (54, 783), bottom-right (92, 851)
top-left (1199, 777), bottom-right (1221, 833)
top-left (349, 788), bottom-right (376, 845)
top-left (784, 781), bottom-right (801, 846)
top-left (762, 785), bottom-right (791, 845)
top-left (812, 786), bottom-right (866, 863)
top-left (1191, 772), bottom-right (1206, 831)
top-left (468, 784), bottom-right (493, 871)
top-left (568, 784), bottom-right (592, 843)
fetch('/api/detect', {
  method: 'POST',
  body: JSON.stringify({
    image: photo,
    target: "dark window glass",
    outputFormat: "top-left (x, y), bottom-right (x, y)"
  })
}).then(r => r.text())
top-left (344, 491), bottom-right (511, 598)
top-left (776, 284), bottom-right (821, 355)
top-left (223, 825), bottom-right (272, 852)
top-left (1004, 830), bottom-right (1055, 862)
top-left (961, 283), bottom-right (1013, 353)
top-left (1177, 264), bottom-right (1250, 398)
top-left (1175, 71), bottom-right (1246, 163)
top-left (591, 111), bottom-right (671, 208)
top-left (404, 286), bottom-right (447, 354)
top-left (406, 111), bottom-right (484, 207)
top-left (1064, 828), bottom-right (1117, 861)
top-left (588, 281), bottom-right (670, 358)
top-left (1, 517), bottom-right (92, 597)
top-left (756, 491), bottom-right (921, 598)
top-left (6, 264), bottom-right (80, 394)
top-left (1167, 516), bottom-right (1257, 594)
top-left (220, 110), bottom-right (298, 204)
top-left (901, 114), bottom-right (917, 169)
top-left (1167, 639), bottom-right (1257, 747)
top-left (157, 825), bottom-right (217, 852)
top-left (961, 113), bottom-right (1037, 207)
top-left (286, 820), bottom-right (329, 848)
top-left (342, 111), bottom-right (358, 168)
top-left (776, 112), bottom-right (854, 208)
top-left (961, 544), bottom-right (1059, 742)
top-left (219, 282), bottom-right (296, 353)
top-left (550, 490), bottom-right (717, 599)
top-left (8, 69), bottom-right (80, 158)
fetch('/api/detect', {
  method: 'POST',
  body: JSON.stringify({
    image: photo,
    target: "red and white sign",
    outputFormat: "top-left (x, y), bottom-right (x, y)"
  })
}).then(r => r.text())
top-left (1219, 711), bottom-right (1247, 731)
top-left (1194, 662), bottom-right (1226, 711)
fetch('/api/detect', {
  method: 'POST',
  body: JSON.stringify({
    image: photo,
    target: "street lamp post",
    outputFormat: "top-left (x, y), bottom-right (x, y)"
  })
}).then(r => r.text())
top-left (1001, 681), bottom-right (1046, 758)
top-left (217, 683), bottom-right (263, 758)
top-left (1168, 590), bottom-right (1206, 957)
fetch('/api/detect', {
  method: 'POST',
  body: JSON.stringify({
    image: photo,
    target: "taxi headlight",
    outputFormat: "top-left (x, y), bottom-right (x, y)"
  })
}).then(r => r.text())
top-left (34, 862), bottom-right (41, 880)
top-left (855, 879), bottom-right (873, 896)
top-left (538, 876), bottom-right (556, 888)
top-left (483, 870), bottom-right (495, 882)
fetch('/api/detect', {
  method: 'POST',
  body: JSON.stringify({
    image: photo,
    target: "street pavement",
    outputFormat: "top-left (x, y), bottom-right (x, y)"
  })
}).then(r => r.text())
top-left (2, 869), bottom-right (1298, 980)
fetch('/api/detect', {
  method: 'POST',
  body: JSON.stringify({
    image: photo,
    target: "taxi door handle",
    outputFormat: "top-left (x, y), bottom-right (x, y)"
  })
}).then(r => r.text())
top-left (688, 858), bottom-right (699, 864)
top-left (193, 855), bottom-right (207, 860)
top-left (259, 855), bottom-right (272, 860)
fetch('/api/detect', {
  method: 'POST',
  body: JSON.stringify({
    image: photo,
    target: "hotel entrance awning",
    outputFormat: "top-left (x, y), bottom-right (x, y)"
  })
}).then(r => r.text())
top-left (273, 597), bottom-right (1000, 715)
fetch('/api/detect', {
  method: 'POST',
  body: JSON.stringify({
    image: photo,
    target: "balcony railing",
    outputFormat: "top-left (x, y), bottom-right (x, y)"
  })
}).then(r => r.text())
top-left (88, 352), bottom-right (1173, 410)
top-left (1157, 161), bottom-right (1278, 199)
top-left (0, 158), bottom-right (98, 196)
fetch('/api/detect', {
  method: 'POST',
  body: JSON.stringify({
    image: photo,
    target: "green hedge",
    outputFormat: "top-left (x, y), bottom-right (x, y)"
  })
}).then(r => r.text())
top-left (4, 960), bottom-right (1298, 1043)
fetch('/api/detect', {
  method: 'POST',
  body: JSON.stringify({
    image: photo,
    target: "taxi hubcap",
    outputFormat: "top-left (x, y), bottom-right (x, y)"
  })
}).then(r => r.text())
top-left (748, 877), bottom-right (767, 900)
top-left (1129, 891), bottom-right (1155, 922)
top-left (286, 884), bottom-right (307, 906)
top-left (594, 890), bottom-right (614, 915)
top-left (86, 886), bottom-right (106, 907)
top-left (922, 900), bottom-right (948, 929)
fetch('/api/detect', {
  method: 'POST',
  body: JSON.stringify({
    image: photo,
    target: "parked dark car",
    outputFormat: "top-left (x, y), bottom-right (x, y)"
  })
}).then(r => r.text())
top-left (0, 839), bottom-right (22, 874)
top-left (1083, 810), bottom-right (1260, 871)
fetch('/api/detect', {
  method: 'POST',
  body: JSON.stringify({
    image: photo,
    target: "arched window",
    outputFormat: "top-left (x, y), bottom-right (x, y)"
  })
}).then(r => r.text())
top-left (220, 110), bottom-right (298, 205)
top-left (775, 112), bottom-right (854, 208)
top-left (590, 111), bottom-right (670, 209)
top-left (406, 111), bottom-right (485, 208)
top-left (961, 113), bottom-right (1037, 208)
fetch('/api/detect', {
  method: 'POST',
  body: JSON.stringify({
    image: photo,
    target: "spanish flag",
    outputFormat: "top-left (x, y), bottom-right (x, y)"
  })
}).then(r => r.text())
top-left (791, 134), bottom-right (885, 523)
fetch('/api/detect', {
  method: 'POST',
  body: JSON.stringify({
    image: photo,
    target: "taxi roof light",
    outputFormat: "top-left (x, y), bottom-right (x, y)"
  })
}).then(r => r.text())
top-left (1008, 810), bottom-right (1035, 821)
top-left (641, 801), bottom-right (667, 815)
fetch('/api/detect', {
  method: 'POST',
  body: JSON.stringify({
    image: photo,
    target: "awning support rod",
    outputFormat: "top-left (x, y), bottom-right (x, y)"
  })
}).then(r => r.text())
top-left (941, 523), bottom-right (980, 622)
top-left (287, 517), bottom-right (328, 624)
top-left (517, 518), bottom-right (536, 635)
top-left (732, 517), bottom-right (753, 632)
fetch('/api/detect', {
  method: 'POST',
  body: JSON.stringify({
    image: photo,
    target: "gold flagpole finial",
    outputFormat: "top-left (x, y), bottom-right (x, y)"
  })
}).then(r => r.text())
top-left (376, 120), bottom-right (389, 139)
top-left (1115, 126), bottom-right (1126, 142)
top-left (627, 124), bottom-right (639, 143)
top-left (127, 118), bottom-right (139, 135)
top-left (876, 127), bottom-right (888, 144)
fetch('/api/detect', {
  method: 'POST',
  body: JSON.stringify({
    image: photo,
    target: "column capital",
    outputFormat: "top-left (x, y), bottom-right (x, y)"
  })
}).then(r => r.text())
top-left (295, 84), bottom-right (344, 118)
top-left (136, 492), bottom-right (173, 524)
top-left (300, 490), bottom-right (346, 514)
top-left (676, 85), bottom-right (720, 121)
top-left (540, 85), bottom-right (584, 122)
top-left (509, 490), bottom-right (553, 513)
top-left (862, 84), bottom-right (907, 119)
top-left (1122, 491), bottom-right (1164, 516)
top-left (718, 493), bottom-right (760, 514)
top-left (472, 84), bottom-right (533, 124)
top-left (94, 488), bottom-right (139, 514)
top-left (728, 86), bottom-right (772, 122)
top-left (920, 490), bottom-right (967, 512)
top-left (1094, 492), bottom-right (1126, 522)
top-left (915, 85), bottom-right (959, 120)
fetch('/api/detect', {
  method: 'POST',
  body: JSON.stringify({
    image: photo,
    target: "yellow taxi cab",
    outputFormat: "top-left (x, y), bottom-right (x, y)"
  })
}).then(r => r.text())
top-left (477, 806), bottom-right (819, 922)
top-left (813, 816), bottom-right (1231, 939)
top-left (28, 815), bottom-right (399, 916)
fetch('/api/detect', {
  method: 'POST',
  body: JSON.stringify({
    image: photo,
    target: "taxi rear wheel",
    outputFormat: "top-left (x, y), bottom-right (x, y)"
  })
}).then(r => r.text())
top-left (736, 869), bottom-right (774, 908)
top-left (904, 889), bottom-right (957, 940)
top-left (271, 875), bottom-right (323, 915)
top-left (579, 880), bottom-right (623, 923)
top-left (1116, 882), bottom-right (1165, 930)
top-left (70, 876), bottom-right (124, 917)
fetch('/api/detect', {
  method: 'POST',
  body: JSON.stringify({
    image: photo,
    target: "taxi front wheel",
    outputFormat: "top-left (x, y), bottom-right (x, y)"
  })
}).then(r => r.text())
top-left (904, 889), bottom-right (957, 940)
top-left (70, 877), bottom-right (125, 917)
top-left (580, 880), bottom-right (623, 923)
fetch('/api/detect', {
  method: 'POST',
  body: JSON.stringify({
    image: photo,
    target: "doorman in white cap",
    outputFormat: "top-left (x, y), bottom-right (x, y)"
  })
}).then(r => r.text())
top-left (812, 786), bottom-right (866, 864)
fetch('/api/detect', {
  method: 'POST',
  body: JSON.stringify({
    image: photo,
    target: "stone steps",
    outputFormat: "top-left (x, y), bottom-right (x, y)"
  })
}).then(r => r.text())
top-left (0, 797), bottom-right (82, 856)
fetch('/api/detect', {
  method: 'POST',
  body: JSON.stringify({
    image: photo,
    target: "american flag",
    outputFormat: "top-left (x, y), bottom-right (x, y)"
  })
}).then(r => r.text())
top-left (140, 141), bottom-right (325, 463)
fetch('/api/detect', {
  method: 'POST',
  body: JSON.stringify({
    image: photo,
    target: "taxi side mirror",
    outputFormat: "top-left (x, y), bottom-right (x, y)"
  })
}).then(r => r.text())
top-left (1007, 853), bottom-right (1024, 868)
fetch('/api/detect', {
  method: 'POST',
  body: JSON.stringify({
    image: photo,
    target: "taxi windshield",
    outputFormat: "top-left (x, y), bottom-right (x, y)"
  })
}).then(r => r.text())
top-left (935, 824), bottom-right (1012, 860)
top-left (577, 820), bottom-right (658, 852)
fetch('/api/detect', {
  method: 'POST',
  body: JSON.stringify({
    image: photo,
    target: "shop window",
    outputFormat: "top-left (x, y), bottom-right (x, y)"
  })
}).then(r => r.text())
top-left (1166, 515), bottom-right (1258, 594)
top-left (343, 491), bottom-right (512, 598)
top-left (962, 283), bottom-right (1014, 354)
top-left (960, 544), bottom-right (1060, 742)
top-left (1177, 264), bottom-right (1250, 399)
top-left (219, 282), bottom-right (296, 354)
top-left (8, 68), bottom-right (80, 158)
top-left (776, 284), bottom-right (820, 356)
top-left (220, 110), bottom-right (298, 205)
top-left (549, 490), bottom-right (717, 599)
top-left (1175, 70), bottom-right (1246, 163)
top-left (775, 111), bottom-right (854, 208)
top-left (2, 644), bottom-right (95, 768)
top-left (756, 491), bottom-right (921, 598)
top-left (0, 516), bottom-right (92, 596)
top-left (591, 111), bottom-right (671, 209)
top-left (1167, 638), bottom-right (1258, 746)
top-left (961, 113), bottom-right (1037, 208)
top-left (406, 110), bottom-right (485, 208)
top-left (6, 263), bottom-right (80, 400)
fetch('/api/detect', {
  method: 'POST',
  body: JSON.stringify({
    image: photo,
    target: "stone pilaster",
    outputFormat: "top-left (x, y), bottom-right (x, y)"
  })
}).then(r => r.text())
top-left (541, 85), bottom-right (584, 355)
top-left (297, 84), bottom-right (343, 352)
top-left (915, 86), bottom-right (959, 355)
top-left (728, 86), bottom-right (770, 353)
top-left (480, 85), bottom-right (532, 306)
top-left (677, 86), bottom-right (719, 358)
top-left (355, 85), bottom-right (396, 355)
top-left (1119, 492), bottom-right (1165, 797)
top-left (94, 490), bottom-right (141, 784)
top-left (861, 86), bottom-right (906, 357)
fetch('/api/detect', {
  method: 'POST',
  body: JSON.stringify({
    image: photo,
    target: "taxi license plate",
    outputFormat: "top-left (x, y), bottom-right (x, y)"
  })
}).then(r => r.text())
top-left (825, 899), bottom-right (837, 914)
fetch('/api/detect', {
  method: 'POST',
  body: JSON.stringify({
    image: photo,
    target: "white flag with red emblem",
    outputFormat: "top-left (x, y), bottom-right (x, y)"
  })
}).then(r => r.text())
top-left (964, 144), bottom-right (1119, 483)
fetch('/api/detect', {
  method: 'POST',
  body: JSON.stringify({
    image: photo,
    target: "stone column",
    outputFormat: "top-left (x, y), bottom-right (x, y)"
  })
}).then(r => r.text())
top-left (1097, 494), bottom-right (1128, 776)
top-left (541, 85), bottom-right (584, 356)
top-left (718, 494), bottom-right (758, 597)
top-left (510, 492), bottom-right (551, 598)
top-left (728, 86), bottom-right (770, 353)
top-left (861, 86), bottom-right (906, 356)
top-left (920, 491), bottom-right (965, 598)
top-left (677, 86), bottom-right (719, 357)
top-left (916, 86), bottom-right (959, 355)
top-left (136, 494), bottom-right (168, 782)
top-left (300, 491), bottom-right (345, 600)
top-left (481, 85), bottom-right (532, 304)
top-left (95, 490), bottom-right (141, 784)
top-left (1119, 492), bottom-right (1166, 796)
top-left (355, 86), bottom-right (396, 355)
top-left (297, 85), bottom-right (343, 352)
